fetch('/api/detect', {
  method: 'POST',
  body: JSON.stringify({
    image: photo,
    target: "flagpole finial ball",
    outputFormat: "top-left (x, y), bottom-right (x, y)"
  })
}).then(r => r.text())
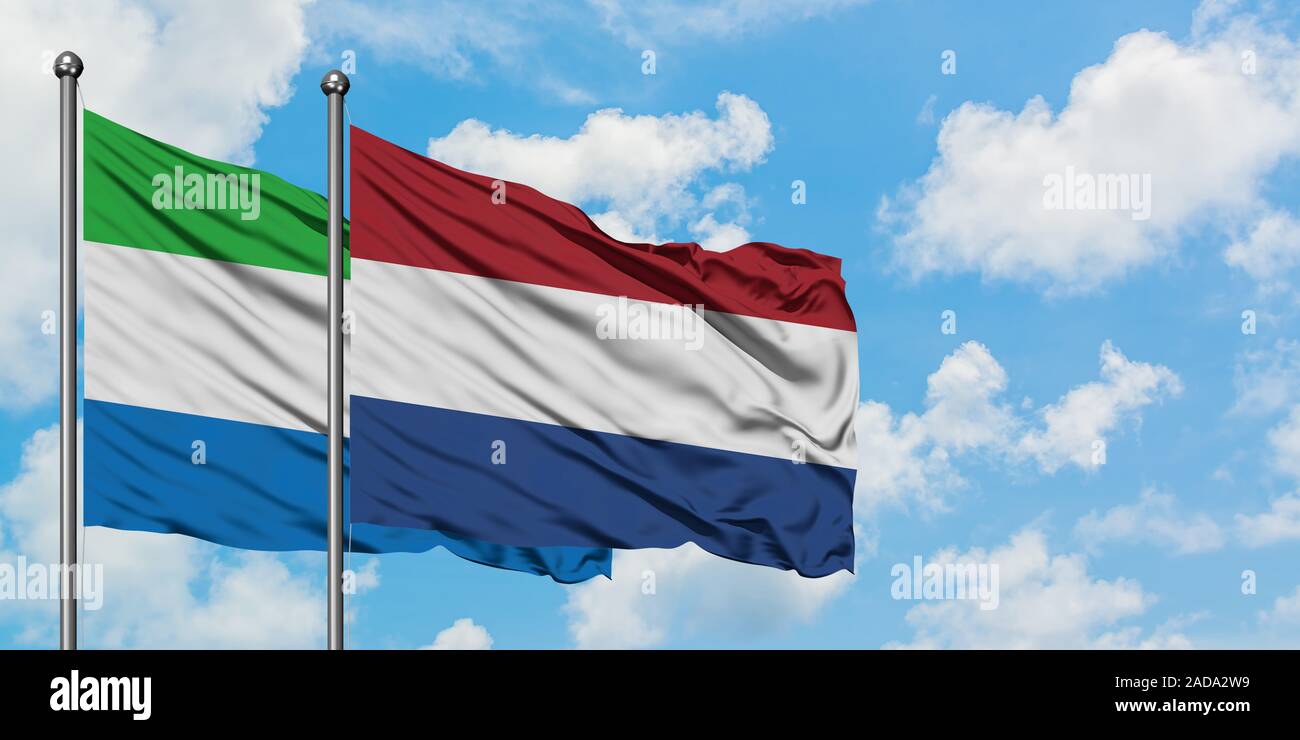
top-left (53, 51), bottom-right (83, 79)
top-left (320, 70), bottom-right (350, 97)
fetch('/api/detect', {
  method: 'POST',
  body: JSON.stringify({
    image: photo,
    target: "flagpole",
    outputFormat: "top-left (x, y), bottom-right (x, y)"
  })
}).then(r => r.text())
top-left (54, 51), bottom-right (83, 652)
top-left (321, 69), bottom-right (349, 651)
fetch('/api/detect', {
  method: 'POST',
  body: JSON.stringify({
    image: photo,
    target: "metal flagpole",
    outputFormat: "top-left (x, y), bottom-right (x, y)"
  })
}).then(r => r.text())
top-left (54, 51), bottom-right (83, 652)
top-left (321, 69), bottom-right (350, 651)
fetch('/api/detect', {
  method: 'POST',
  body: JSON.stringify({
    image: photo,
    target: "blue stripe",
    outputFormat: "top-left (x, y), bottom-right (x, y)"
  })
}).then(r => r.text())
top-left (351, 396), bottom-right (856, 577)
top-left (83, 399), bottom-right (611, 583)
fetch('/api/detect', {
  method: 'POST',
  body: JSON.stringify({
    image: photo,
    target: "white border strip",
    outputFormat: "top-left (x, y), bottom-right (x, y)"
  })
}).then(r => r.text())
top-left (84, 241), bottom-right (340, 433)
top-left (353, 258), bottom-right (857, 467)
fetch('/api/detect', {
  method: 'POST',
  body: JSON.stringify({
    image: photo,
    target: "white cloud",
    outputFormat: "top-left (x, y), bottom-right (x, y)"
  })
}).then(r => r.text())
top-left (589, 0), bottom-right (872, 46)
top-left (1075, 488), bottom-right (1225, 555)
top-left (1266, 406), bottom-right (1300, 480)
top-left (688, 183), bottom-right (753, 250)
top-left (854, 400), bottom-right (963, 515)
top-left (563, 543), bottom-right (853, 649)
top-left (920, 342), bottom-right (1017, 451)
top-left (0, 427), bottom-right (61, 562)
top-left (129, 550), bottom-right (325, 650)
top-left (310, 2), bottom-right (611, 108)
top-left (538, 76), bottom-right (599, 106)
top-left (309, 0), bottom-right (527, 81)
top-left (854, 342), bottom-right (1013, 515)
top-left (858, 341), bottom-right (1180, 514)
top-left (1231, 339), bottom-right (1300, 417)
top-left (0, 247), bottom-right (58, 410)
top-left (586, 211), bottom-right (663, 244)
top-left (1236, 492), bottom-right (1300, 546)
top-left (0, 425), bottom-right (333, 648)
top-left (1225, 210), bottom-right (1300, 292)
top-left (689, 214), bottom-right (752, 251)
top-left (1190, 0), bottom-right (1239, 37)
top-left (1260, 585), bottom-right (1300, 625)
top-left (879, 6), bottom-right (1300, 293)
top-left (0, 1), bottom-right (311, 409)
top-left (888, 529), bottom-right (1180, 649)
top-left (1092, 614), bottom-right (1199, 650)
top-left (422, 618), bottom-right (494, 650)
top-left (1017, 341), bottom-right (1182, 473)
top-left (349, 557), bottom-right (381, 593)
top-left (428, 92), bottom-right (773, 241)
top-left (916, 94), bottom-right (938, 126)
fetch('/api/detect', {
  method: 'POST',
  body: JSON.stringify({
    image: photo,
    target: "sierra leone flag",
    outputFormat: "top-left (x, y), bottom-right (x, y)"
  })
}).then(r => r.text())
top-left (81, 110), bottom-right (610, 582)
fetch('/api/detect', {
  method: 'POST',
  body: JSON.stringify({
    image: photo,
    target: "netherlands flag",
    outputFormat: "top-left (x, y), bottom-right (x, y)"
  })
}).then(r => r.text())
top-left (349, 127), bottom-right (858, 577)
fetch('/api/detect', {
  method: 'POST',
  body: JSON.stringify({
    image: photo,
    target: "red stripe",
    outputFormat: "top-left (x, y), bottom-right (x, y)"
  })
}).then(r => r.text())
top-left (350, 126), bottom-right (856, 332)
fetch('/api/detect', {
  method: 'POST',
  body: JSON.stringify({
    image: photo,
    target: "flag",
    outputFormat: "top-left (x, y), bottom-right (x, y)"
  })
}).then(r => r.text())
top-left (81, 110), bottom-right (610, 583)
top-left (349, 127), bottom-right (858, 577)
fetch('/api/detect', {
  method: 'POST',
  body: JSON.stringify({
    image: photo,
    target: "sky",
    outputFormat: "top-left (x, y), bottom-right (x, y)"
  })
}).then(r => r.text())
top-left (3, 0), bottom-right (1300, 649)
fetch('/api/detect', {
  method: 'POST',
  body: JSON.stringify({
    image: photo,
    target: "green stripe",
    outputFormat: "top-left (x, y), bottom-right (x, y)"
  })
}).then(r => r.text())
top-left (84, 109), bottom-right (347, 277)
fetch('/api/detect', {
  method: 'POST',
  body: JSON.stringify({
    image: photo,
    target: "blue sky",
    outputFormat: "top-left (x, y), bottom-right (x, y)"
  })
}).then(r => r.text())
top-left (4, 0), bottom-right (1300, 648)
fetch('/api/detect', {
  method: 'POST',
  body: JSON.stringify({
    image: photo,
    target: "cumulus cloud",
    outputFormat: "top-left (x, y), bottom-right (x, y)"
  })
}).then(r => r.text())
top-left (1259, 585), bottom-right (1300, 625)
top-left (428, 92), bottom-right (773, 243)
top-left (1225, 210), bottom-right (1300, 293)
top-left (128, 551), bottom-right (327, 649)
top-left (854, 342), bottom-right (1013, 515)
top-left (1075, 488), bottom-right (1225, 555)
top-left (422, 618), bottom-right (494, 650)
top-left (563, 543), bottom-right (854, 649)
top-left (0, 1), bottom-right (311, 409)
top-left (879, 5), bottom-right (1300, 293)
top-left (1017, 341), bottom-right (1182, 473)
top-left (589, 0), bottom-right (872, 47)
top-left (688, 183), bottom-right (754, 250)
top-left (888, 529), bottom-right (1182, 649)
top-left (1231, 339), bottom-right (1300, 417)
top-left (1236, 492), bottom-right (1300, 547)
top-left (857, 341), bottom-right (1180, 515)
top-left (854, 400), bottom-right (962, 515)
top-left (1266, 406), bottom-right (1300, 480)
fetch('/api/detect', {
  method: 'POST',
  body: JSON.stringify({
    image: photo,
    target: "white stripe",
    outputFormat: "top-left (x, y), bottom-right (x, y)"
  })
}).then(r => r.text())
top-left (84, 241), bottom-right (343, 433)
top-left (353, 259), bottom-right (858, 467)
